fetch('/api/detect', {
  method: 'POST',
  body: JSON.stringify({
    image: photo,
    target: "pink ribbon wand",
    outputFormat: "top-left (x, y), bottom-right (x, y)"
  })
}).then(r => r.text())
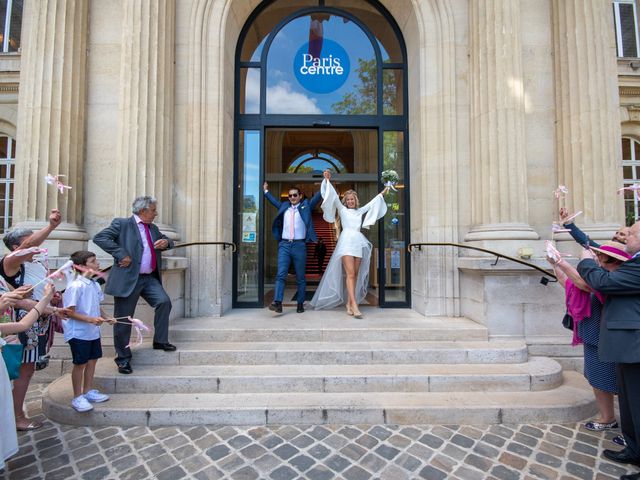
top-left (617, 184), bottom-right (640, 200)
top-left (73, 264), bottom-right (107, 278)
top-left (45, 174), bottom-right (72, 194)
top-left (551, 223), bottom-right (571, 234)
top-left (553, 185), bottom-right (569, 199)
top-left (6, 247), bottom-right (44, 258)
top-left (108, 316), bottom-right (150, 348)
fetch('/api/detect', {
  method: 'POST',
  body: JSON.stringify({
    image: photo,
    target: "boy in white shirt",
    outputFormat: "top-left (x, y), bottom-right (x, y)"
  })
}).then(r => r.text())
top-left (63, 251), bottom-right (113, 412)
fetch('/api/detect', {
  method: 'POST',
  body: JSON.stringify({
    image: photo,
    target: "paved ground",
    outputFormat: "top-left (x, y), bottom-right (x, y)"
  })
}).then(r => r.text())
top-left (1, 383), bottom-right (638, 480)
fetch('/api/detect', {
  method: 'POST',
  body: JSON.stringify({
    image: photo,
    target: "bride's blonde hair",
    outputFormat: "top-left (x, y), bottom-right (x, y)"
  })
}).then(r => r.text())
top-left (341, 190), bottom-right (360, 209)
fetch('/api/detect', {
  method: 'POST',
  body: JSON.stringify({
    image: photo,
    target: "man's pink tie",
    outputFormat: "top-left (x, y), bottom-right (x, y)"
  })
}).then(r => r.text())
top-left (289, 207), bottom-right (295, 240)
top-left (143, 223), bottom-right (157, 271)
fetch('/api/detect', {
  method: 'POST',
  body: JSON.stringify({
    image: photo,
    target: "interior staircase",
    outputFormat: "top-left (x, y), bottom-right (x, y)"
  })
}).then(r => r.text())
top-left (42, 309), bottom-right (595, 427)
top-left (306, 212), bottom-right (335, 276)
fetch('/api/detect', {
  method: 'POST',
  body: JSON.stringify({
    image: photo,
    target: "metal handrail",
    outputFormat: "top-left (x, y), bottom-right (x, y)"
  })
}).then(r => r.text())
top-left (407, 242), bottom-right (557, 281)
top-left (168, 241), bottom-right (237, 252)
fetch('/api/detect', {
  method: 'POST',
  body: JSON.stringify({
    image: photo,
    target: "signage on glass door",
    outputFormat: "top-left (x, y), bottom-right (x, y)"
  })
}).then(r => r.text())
top-left (294, 39), bottom-right (350, 94)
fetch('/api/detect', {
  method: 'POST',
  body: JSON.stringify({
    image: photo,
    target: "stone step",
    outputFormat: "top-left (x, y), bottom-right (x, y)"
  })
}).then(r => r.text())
top-left (89, 356), bottom-right (562, 394)
top-left (166, 311), bottom-right (489, 342)
top-left (42, 371), bottom-right (595, 427)
top-left (66, 339), bottom-right (527, 366)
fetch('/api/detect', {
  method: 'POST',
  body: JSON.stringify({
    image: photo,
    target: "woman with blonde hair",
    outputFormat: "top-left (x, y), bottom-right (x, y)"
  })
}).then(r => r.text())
top-left (310, 170), bottom-right (388, 317)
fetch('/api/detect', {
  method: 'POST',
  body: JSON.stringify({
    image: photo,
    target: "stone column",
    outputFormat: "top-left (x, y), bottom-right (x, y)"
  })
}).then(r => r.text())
top-left (13, 0), bottom-right (89, 254)
top-left (552, 0), bottom-right (622, 237)
top-left (115, 0), bottom-right (177, 238)
top-left (465, 0), bottom-right (538, 242)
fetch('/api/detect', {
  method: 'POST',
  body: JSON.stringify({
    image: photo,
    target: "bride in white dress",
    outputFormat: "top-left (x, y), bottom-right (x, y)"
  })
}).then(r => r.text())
top-left (310, 170), bottom-right (388, 317)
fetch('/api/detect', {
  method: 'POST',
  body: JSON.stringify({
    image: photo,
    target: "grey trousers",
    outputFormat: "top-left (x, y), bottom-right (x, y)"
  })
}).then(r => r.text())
top-left (113, 274), bottom-right (172, 365)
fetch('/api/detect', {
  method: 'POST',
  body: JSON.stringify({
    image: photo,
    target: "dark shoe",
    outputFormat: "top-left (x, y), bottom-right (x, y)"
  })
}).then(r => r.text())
top-left (153, 342), bottom-right (177, 352)
top-left (268, 302), bottom-right (283, 313)
top-left (117, 361), bottom-right (132, 374)
top-left (621, 473), bottom-right (640, 480)
top-left (603, 448), bottom-right (640, 466)
top-left (613, 435), bottom-right (627, 447)
top-left (297, 304), bottom-right (305, 313)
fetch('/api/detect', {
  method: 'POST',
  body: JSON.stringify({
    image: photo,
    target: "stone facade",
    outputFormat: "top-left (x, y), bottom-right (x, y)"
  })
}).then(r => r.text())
top-left (0, 0), bottom-right (631, 356)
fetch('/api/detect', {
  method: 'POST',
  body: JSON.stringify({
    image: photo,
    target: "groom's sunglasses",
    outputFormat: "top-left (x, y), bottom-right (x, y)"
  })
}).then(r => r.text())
top-left (288, 193), bottom-right (299, 198)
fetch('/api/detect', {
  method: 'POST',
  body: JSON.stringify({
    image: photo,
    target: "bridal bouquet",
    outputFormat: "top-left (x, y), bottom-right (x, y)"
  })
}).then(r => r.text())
top-left (381, 170), bottom-right (399, 191)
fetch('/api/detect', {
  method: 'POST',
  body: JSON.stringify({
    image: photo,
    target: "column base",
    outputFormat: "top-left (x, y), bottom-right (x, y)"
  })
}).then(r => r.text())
top-left (465, 223), bottom-right (540, 241)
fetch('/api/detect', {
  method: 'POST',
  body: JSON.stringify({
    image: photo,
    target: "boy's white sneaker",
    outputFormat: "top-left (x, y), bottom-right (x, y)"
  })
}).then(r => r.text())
top-left (71, 395), bottom-right (93, 412)
top-left (84, 389), bottom-right (110, 403)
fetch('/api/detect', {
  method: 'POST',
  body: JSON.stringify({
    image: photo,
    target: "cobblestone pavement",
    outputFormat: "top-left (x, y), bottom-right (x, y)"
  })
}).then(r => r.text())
top-left (1, 384), bottom-right (638, 480)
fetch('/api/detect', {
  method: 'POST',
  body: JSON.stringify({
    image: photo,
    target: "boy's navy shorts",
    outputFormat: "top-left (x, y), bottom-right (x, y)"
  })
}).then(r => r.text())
top-left (68, 338), bottom-right (102, 365)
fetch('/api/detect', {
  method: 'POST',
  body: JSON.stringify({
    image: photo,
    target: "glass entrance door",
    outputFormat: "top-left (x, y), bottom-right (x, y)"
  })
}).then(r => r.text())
top-left (234, 127), bottom-right (409, 307)
top-left (233, 0), bottom-right (410, 308)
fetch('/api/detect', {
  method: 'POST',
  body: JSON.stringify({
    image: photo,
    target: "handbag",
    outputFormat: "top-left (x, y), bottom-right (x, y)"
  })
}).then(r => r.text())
top-left (1, 342), bottom-right (24, 380)
top-left (562, 312), bottom-right (574, 330)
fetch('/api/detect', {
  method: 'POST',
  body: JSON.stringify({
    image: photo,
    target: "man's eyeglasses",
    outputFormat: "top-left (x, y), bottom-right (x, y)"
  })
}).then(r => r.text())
top-left (288, 193), bottom-right (299, 198)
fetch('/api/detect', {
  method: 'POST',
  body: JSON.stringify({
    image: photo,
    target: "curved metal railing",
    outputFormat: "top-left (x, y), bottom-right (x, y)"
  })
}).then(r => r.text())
top-left (168, 241), bottom-right (236, 252)
top-left (407, 242), bottom-right (557, 282)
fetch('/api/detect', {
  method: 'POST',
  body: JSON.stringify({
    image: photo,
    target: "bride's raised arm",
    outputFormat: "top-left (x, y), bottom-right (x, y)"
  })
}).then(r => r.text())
top-left (359, 186), bottom-right (388, 229)
top-left (320, 170), bottom-right (343, 223)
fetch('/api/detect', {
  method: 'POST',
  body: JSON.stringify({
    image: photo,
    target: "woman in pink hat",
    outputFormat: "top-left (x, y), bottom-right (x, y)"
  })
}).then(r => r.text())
top-left (547, 241), bottom-right (630, 433)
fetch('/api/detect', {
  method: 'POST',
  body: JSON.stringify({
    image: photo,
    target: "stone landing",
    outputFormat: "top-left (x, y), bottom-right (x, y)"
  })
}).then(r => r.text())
top-left (42, 309), bottom-right (595, 426)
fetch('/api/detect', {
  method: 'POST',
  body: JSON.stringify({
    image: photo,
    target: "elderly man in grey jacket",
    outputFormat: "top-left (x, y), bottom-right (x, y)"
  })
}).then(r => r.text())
top-left (94, 196), bottom-right (174, 375)
top-left (578, 221), bottom-right (640, 479)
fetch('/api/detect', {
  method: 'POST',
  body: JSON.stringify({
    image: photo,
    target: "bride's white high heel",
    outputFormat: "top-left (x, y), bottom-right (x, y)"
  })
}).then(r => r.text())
top-left (352, 307), bottom-right (363, 319)
top-left (346, 303), bottom-right (354, 316)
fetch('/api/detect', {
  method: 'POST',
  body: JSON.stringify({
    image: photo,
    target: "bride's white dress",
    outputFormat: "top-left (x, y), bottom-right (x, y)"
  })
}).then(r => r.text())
top-left (310, 179), bottom-right (387, 310)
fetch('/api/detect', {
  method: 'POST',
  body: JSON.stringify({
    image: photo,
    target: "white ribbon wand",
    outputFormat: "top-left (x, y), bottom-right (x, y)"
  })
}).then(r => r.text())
top-left (384, 181), bottom-right (398, 192)
top-left (24, 260), bottom-right (74, 293)
top-left (45, 174), bottom-right (72, 194)
top-left (545, 240), bottom-right (571, 264)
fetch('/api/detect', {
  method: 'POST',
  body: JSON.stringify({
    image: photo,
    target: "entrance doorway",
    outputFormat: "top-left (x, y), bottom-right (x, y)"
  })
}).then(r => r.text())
top-left (232, 0), bottom-right (410, 308)
top-left (263, 128), bottom-right (380, 306)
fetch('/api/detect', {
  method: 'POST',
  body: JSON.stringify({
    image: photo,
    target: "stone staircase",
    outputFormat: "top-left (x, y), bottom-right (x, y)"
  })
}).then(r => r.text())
top-left (42, 309), bottom-right (595, 427)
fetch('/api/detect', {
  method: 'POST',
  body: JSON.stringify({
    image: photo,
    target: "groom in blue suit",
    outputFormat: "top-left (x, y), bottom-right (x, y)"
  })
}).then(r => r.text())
top-left (263, 182), bottom-right (322, 313)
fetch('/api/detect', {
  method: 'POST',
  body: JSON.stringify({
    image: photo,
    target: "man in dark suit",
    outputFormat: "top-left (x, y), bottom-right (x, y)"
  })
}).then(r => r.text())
top-left (578, 221), bottom-right (640, 479)
top-left (263, 183), bottom-right (322, 313)
top-left (94, 196), bottom-right (175, 374)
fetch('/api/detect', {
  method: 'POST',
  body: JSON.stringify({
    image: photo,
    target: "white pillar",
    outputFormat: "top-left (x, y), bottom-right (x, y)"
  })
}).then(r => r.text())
top-left (466, 0), bottom-right (538, 242)
top-left (13, 0), bottom-right (89, 254)
top-left (552, 0), bottom-right (623, 236)
top-left (115, 0), bottom-right (177, 238)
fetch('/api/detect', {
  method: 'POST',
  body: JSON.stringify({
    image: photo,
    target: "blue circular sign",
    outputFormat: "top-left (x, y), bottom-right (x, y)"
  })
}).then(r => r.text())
top-left (293, 39), bottom-right (350, 94)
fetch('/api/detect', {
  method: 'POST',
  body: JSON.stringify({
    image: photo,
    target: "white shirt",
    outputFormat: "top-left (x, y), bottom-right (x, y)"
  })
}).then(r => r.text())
top-left (282, 204), bottom-right (306, 240)
top-left (134, 214), bottom-right (154, 274)
top-left (62, 276), bottom-right (104, 341)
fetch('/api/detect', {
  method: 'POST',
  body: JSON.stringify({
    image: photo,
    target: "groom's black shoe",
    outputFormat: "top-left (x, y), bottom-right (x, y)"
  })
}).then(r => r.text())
top-left (117, 361), bottom-right (133, 375)
top-left (153, 342), bottom-right (177, 352)
top-left (603, 448), bottom-right (640, 466)
top-left (297, 304), bottom-right (305, 313)
top-left (621, 473), bottom-right (640, 480)
top-left (269, 302), bottom-right (283, 313)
